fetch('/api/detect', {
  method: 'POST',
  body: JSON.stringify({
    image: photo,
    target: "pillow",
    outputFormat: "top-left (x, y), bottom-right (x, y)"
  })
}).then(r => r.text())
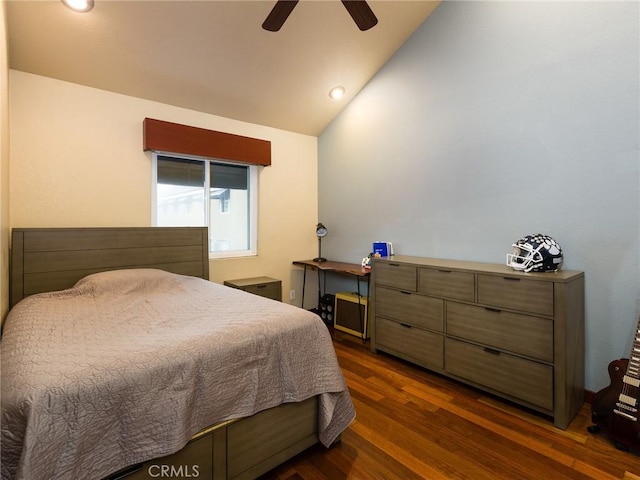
top-left (73, 268), bottom-right (187, 297)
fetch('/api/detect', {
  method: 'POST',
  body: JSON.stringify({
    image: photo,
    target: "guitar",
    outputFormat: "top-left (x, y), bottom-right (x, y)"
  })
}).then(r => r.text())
top-left (589, 313), bottom-right (640, 452)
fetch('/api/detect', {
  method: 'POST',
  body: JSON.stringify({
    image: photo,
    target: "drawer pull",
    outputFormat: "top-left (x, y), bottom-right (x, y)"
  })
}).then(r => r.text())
top-left (438, 269), bottom-right (452, 273)
top-left (503, 277), bottom-right (521, 281)
top-left (400, 323), bottom-right (413, 329)
top-left (256, 284), bottom-right (267, 289)
top-left (400, 291), bottom-right (412, 295)
top-left (484, 347), bottom-right (501, 356)
top-left (485, 307), bottom-right (502, 313)
top-left (389, 263), bottom-right (400, 267)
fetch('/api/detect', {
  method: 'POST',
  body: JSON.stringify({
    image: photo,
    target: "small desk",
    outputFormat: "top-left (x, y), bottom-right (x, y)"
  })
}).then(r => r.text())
top-left (292, 260), bottom-right (370, 278)
top-left (292, 260), bottom-right (371, 339)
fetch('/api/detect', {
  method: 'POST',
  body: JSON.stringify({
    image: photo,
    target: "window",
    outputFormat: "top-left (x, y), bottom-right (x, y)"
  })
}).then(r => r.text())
top-left (152, 153), bottom-right (258, 258)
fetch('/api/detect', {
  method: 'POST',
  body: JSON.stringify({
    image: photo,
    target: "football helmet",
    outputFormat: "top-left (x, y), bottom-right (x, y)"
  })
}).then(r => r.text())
top-left (506, 234), bottom-right (563, 273)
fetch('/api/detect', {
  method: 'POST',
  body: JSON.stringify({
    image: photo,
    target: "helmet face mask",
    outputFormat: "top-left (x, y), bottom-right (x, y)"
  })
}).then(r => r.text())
top-left (506, 234), bottom-right (563, 273)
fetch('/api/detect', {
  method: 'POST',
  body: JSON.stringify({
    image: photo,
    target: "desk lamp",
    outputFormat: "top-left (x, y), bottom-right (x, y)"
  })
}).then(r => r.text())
top-left (313, 223), bottom-right (328, 262)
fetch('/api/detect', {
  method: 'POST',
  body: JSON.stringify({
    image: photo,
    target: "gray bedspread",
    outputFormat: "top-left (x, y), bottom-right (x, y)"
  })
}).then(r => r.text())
top-left (1, 269), bottom-right (355, 480)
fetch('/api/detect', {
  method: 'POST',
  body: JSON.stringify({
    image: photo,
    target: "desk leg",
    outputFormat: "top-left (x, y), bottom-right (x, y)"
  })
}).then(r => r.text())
top-left (301, 265), bottom-right (307, 309)
top-left (355, 275), bottom-right (370, 343)
top-left (356, 276), bottom-right (366, 341)
top-left (356, 277), bottom-right (364, 342)
top-left (317, 268), bottom-right (322, 311)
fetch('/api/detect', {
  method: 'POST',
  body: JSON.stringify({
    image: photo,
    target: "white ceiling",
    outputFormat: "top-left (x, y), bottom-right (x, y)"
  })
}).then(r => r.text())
top-left (6, 0), bottom-right (440, 136)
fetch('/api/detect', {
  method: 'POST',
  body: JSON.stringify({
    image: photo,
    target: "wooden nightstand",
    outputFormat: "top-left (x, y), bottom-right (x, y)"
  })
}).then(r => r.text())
top-left (223, 276), bottom-right (282, 301)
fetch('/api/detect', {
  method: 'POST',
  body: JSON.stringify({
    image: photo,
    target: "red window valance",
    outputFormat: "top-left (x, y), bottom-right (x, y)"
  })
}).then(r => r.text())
top-left (143, 118), bottom-right (271, 166)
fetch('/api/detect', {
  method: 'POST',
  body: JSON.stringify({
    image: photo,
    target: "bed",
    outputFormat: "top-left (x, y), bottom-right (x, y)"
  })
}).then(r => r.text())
top-left (1, 227), bottom-right (355, 480)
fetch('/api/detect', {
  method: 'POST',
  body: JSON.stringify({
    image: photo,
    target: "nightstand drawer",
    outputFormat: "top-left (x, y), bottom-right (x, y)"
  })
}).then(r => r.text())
top-left (477, 274), bottom-right (553, 316)
top-left (445, 338), bottom-right (553, 411)
top-left (224, 276), bottom-right (282, 301)
top-left (376, 316), bottom-right (443, 369)
top-left (376, 286), bottom-right (443, 332)
top-left (446, 302), bottom-right (553, 362)
top-left (373, 262), bottom-right (416, 291)
top-left (418, 267), bottom-right (474, 302)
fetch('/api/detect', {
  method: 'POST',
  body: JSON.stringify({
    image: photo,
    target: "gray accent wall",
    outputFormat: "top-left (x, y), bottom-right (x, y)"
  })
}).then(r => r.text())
top-left (318, 1), bottom-right (639, 392)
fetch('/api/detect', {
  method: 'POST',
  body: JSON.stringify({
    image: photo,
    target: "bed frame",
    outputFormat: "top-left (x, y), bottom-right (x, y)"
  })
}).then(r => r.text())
top-left (9, 227), bottom-right (321, 480)
top-left (10, 227), bottom-right (210, 308)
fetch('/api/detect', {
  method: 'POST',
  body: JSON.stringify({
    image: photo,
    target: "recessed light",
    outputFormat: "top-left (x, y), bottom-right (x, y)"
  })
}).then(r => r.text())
top-left (61, 0), bottom-right (94, 13)
top-left (329, 86), bottom-right (345, 100)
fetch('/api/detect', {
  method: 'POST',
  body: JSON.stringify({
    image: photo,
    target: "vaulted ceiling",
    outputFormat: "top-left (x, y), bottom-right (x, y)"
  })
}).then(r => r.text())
top-left (6, 1), bottom-right (440, 136)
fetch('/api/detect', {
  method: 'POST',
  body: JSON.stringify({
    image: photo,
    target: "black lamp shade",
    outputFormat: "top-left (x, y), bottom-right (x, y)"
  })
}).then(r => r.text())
top-left (316, 223), bottom-right (328, 237)
top-left (313, 223), bottom-right (328, 262)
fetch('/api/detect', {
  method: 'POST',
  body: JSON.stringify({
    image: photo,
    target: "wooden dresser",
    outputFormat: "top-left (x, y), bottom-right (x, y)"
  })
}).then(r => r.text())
top-left (370, 255), bottom-right (584, 429)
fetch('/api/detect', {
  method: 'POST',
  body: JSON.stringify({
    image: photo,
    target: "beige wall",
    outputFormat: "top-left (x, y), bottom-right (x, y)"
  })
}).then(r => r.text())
top-left (9, 71), bottom-right (319, 307)
top-left (1, 1), bottom-right (10, 323)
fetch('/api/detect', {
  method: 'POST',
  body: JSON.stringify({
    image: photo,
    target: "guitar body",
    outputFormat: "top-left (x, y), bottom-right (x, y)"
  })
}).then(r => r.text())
top-left (590, 358), bottom-right (640, 452)
top-left (592, 358), bottom-right (629, 424)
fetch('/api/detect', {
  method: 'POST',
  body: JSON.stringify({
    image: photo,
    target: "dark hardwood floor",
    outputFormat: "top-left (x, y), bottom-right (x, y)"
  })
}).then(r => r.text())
top-left (263, 329), bottom-right (640, 479)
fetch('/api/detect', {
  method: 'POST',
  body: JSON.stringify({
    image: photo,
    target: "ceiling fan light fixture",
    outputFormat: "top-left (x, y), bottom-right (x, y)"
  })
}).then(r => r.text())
top-left (329, 86), bottom-right (346, 100)
top-left (61, 0), bottom-right (94, 13)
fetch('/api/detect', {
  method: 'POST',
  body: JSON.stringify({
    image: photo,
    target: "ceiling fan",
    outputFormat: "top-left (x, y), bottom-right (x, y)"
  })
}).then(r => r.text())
top-left (262, 0), bottom-right (378, 32)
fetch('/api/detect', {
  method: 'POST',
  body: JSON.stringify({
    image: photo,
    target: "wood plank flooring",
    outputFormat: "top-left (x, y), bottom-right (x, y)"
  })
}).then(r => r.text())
top-left (263, 330), bottom-right (640, 479)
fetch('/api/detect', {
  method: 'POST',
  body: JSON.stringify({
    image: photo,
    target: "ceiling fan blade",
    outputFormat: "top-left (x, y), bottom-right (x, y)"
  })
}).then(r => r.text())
top-left (262, 0), bottom-right (299, 32)
top-left (341, 0), bottom-right (378, 31)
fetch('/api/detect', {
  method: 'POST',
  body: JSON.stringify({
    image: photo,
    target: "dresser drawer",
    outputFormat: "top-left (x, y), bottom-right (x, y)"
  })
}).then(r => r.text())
top-left (477, 274), bottom-right (553, 316)
top-left (373, 262), bottom-right (417, 291)
top-left (445, 338), bottom-right (553, 411)
top-left (418, 267), bottom-right (474, 302)
top-left (376, 317), bottom-right (444, 369)
top-left (376, 286), bottom-right (443, 332)
top-left (446, 302), bottom-right (553, 362)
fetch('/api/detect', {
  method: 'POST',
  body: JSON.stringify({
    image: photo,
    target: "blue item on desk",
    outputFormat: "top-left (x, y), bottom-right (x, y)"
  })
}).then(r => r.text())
top-left (373, 241), bottom-right (394, 257)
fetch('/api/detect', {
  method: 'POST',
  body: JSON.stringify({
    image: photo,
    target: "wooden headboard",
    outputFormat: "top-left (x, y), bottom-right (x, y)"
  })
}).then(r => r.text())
top-left (10, 227), bottom-right (209, 308)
